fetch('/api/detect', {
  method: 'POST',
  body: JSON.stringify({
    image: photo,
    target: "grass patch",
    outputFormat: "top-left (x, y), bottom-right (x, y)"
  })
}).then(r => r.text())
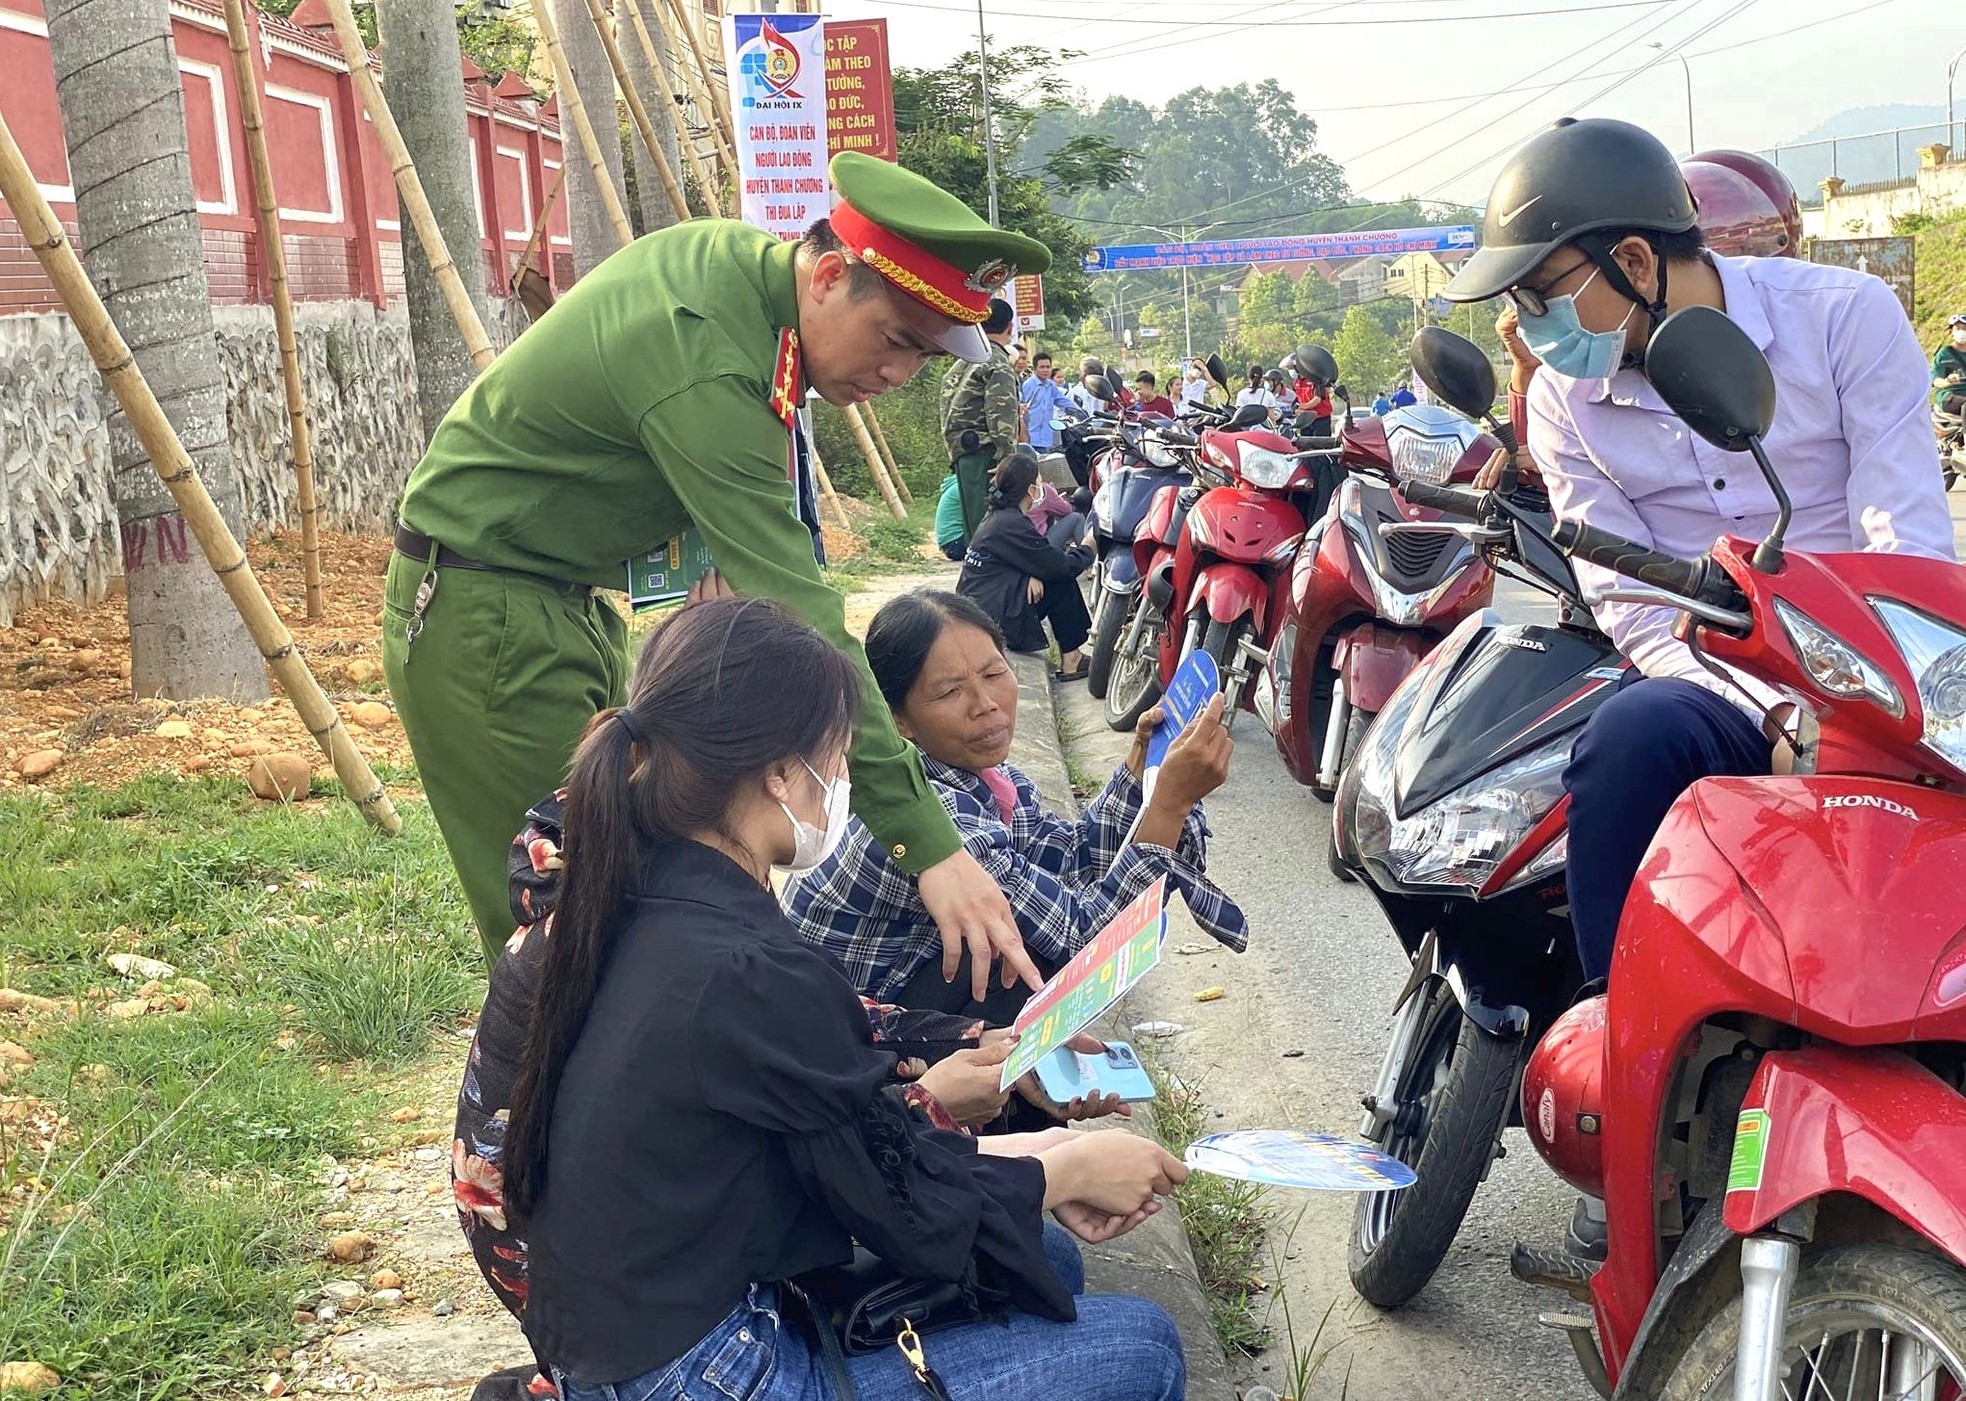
top-left (1138, 1055), bottom-right (1273, 1356)
top-left (0, 771), bottom-right (478, 1398)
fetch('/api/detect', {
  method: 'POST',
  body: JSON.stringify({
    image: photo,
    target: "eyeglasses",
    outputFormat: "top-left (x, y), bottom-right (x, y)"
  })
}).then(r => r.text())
top-left (1506, 256), bottom-right (1596, 318)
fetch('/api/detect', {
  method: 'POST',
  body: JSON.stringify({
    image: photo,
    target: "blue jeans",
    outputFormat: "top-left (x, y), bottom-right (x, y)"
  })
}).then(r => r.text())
top-left (1563, 677), bottom-right (1772, 982)
top-left (553, 1225), bottom-right (1184, 1401)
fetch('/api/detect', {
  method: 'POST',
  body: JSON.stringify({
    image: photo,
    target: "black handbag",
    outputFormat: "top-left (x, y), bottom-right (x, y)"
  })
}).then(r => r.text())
top-left (790, 1249), bottom-right (1010, 1401)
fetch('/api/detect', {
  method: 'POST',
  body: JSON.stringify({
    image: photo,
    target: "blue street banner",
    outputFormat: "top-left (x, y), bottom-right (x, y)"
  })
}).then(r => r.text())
top-left (1082, 225), bottom-right (1476, 273)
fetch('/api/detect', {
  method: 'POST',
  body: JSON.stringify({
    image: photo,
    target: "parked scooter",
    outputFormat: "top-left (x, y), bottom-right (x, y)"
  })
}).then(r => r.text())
top-left (1467, 308), bottom-right (1966, 1400)
top-left (1086, 357), bottom-right (1233, 698)
top-left (1331, 328), bottom-right (1630, 1308)
top-left (1109, 409), bottom-right (1330, 734)
top-left (1932, 396), bottom-right (1964, 491)
top-left (1255, 400), bottom-right (1499, 802)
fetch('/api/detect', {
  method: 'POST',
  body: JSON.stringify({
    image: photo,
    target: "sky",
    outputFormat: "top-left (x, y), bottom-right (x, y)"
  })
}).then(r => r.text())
top-left (815, 0), bottom-right (1966, 212)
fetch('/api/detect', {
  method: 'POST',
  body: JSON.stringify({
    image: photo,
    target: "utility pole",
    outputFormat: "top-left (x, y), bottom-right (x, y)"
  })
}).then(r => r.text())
top-left (976, 0), bottom-right (999, 225)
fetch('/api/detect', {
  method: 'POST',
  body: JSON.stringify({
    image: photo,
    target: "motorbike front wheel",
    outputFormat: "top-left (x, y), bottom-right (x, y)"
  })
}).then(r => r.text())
top-left (1201, 617), bottom-right (1253, 726)
top-left (1349, 976), bottom-right (1521, 1309)
top-left (1087, 583), bottom-right (1133, 700)
top-left (1656, 1245), bottom-right (1966, 1400)
top-left (1105, 601), bottom-right (1166, 731)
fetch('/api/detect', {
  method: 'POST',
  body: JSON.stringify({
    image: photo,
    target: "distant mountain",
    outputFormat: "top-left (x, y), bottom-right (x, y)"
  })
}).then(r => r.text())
top-left (1767, 105), bottom-right (1952, 196)
top-left (1780, 104), bottom-right (1947, 146)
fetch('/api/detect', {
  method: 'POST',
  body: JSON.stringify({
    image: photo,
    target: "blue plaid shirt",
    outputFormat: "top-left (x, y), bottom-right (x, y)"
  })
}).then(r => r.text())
top-left (782, 755), bottom-right (1249, 1002)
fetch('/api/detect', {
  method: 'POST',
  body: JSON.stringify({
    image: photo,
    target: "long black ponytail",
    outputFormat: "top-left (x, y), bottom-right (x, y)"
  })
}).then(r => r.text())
top-left (502, 597), bottom-right (861, 1220)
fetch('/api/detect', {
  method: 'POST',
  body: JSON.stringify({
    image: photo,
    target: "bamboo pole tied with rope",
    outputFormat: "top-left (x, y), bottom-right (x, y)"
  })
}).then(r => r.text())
top-left (221, 0), bottom-right (325, 619)
top-left (317, 0), bottom-right (496, 372)
top-left (530, 0), bottom-right (636, 249)
top-left (0, 106), bottom-right (400, 834)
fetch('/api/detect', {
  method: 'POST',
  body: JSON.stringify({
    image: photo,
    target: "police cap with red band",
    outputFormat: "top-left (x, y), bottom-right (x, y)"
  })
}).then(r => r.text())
top-left (827, 151), bottom-right (1052, 363)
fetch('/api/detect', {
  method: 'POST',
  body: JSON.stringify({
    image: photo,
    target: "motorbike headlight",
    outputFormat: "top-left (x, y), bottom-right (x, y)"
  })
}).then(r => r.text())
top-left (1142, 439), bottom-right (1179, 469)
top-left (1091, 479), bottom-right (1115, 526)
top-left (1775, 599), bottom-right (1902, 718)
top-left (1237, 446), bottom-right (1297, 489)
top-left (1339, 665), bottom-right (1426, 867)
top-left (1871, 598), bottom-right (1966, 776)
top-left (1383, 405), bottom-right (1478, 486)
top-left (1361, 736), bottom-right (1574, 892)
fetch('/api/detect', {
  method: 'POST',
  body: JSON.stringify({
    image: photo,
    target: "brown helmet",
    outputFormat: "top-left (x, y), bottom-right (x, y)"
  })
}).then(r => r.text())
top-left (1681, 150), bottom-right (1802, 258)
top-left (1520, 994), bottom-right (1608, 1197)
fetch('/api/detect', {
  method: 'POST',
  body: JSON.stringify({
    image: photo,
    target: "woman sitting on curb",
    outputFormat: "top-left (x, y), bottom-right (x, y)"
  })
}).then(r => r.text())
top-left (784, 589), bottom-right (1250, 1024)
top-left (477, 596), bottom-right (1189, 1401)
top-left (449, 599), bottom-right (1138, 1399)
top-left (958, 454), bottom-right (1097, 683)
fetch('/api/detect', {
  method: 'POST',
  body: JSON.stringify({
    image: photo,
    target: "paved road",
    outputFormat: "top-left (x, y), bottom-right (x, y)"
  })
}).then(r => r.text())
top-left (1047, 492), bottom-right (1966, 1400)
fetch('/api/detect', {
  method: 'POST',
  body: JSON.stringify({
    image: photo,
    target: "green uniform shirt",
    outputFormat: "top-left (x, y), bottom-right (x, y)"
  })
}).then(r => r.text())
top-left (934, 473), bottom-right (966, 548)
top-left (938, 345), bottom-right (1018, 462)
top-left (1933, 344), bottom-right (1966, 403)
top-left (398, 219), bottom-right (961, 875)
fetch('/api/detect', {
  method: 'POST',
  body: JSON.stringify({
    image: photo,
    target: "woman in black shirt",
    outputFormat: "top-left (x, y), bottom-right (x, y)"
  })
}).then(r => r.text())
top-left (502, 597), bottom-right (1190, 1401)
top-left (958, 454), bottom-right (1095, 682)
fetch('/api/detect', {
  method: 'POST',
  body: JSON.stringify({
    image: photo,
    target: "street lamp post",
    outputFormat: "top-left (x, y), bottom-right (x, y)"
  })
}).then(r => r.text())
top-left (1647, 41), bottom-right (1696, 153)
top-left (976, 0), bottom-right (999, 225)
top-left (1949, 44), bottom-right (1966, 158)
top-left (1134, 220), bottom-right (1233, 362)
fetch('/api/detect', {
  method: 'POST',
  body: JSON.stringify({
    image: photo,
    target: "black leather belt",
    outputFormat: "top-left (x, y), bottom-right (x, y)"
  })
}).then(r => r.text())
top-left (393, 525), bottom-right (591, 595)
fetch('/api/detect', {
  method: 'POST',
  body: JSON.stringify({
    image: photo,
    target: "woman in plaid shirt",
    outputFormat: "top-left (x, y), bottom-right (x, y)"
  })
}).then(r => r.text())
top-left (784, 591), bottom-right (1250, 1024)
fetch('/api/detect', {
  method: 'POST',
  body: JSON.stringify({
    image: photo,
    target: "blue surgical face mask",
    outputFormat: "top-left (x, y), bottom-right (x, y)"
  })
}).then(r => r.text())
top-left (1517, 267), bottom-right (1634, 382)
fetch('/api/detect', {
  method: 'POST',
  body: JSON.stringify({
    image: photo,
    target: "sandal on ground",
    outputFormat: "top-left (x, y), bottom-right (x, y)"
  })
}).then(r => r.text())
top-left (1052, 659), bottom-right (1091, 683)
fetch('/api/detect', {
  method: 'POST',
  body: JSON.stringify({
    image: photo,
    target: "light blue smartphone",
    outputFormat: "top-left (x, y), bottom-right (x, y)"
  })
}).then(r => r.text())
top-left (1034, 1041), bottom-right (1158, 1105)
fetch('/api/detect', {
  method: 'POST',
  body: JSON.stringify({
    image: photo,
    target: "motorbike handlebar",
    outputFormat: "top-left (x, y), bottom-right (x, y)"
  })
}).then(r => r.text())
top-left (1399, 479), bottom-right (1487, 520)
top-left (1550, 520), bottom-right (1713, 597)
top-left (1293, 435), bottom-right (1342, 452)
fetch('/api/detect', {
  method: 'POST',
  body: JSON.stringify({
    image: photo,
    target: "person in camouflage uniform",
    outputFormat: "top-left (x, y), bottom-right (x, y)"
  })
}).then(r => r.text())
top-left (939, 298), bottom-right (1020, 540)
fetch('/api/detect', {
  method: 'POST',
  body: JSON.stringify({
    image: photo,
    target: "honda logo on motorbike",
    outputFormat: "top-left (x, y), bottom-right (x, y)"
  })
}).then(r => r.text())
top-left (1822, 793), bottom-right (1918, 820)
top-left (1498, 635), bottom-right (1548, 652)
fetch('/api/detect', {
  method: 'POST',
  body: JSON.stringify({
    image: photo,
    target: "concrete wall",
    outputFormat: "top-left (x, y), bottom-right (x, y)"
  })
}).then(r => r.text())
top-left (1803, 151), bottom-right (1966, 241)
top-left (0, 295), bottom-right (530, 626)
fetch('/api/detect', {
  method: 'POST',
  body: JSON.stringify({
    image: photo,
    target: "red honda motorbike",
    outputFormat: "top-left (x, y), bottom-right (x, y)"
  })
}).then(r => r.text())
top-left (1100, 402), bottom-right (1278, 730)
top-left (1253, 404), bottom-right (1499, 800)
top-left (1500, 307), bottom-right (1966, 1399)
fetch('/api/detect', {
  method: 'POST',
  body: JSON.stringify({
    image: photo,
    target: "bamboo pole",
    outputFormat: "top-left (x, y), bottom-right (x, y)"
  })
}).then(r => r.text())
top-left (223, 0), bottom-right (324, 619)
top-left (0, 110), bottom-right (400, 834)
top-left (626, 0), bottom-right (736, 185)
top-left (807, 438), bottom-right (851, 531)
top-left (578, 0), bottom-right (691, 223)
top-left (531, 0), bottom-right (636, 249)
top-left (860, 404), bottom-right (912, 505)
top-left (843, 405), bottom-right (906, 520)
top-left (619, 0), bottom-right (731, 214)
top-left (658, 0), bottom-right (733, 141)
top-left (318, 0), bottom-right (495, 371)
top-left (511, 162), bottom-right (570, 290)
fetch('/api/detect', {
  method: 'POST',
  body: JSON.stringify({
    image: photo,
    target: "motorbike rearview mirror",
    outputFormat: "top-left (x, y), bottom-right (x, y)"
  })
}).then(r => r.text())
top-left (1643, 305), bottom-right (1788, 571)
top-left (1409, 327), bottom-right (1495, 421)
top-left (1295, 342), bottom-right (1339, 387)
top-left (1205, 354), bottom-right (1230, 391)
top-left (1087, 374), bottom-right (1122, 403)
top-left (1229, 403), bottom-right (1269, 428)
top-left (1410, 327), bottom-right (1520, 492)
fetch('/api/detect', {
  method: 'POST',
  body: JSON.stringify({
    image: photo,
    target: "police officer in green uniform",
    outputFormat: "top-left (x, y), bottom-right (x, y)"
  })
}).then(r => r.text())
top-left (383, 152), bottom-right (1050, 997)
top-left (938, 297), bottom-right (1020, 539)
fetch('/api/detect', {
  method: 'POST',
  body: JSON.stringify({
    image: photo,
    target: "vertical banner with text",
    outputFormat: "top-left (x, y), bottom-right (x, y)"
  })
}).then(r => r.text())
top-left (723, 13), bottom-right (833, 238)
top-left (823, 19), bottom-right (896, 162)
top-left (1013, 274), bottom-right (1046, 333)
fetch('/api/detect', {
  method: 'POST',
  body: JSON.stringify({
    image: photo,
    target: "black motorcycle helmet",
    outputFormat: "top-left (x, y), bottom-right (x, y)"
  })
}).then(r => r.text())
top-left (1445, 117), bottom-right (1698, 306)
top-left (1284, 343), bottom-right (1339, 387)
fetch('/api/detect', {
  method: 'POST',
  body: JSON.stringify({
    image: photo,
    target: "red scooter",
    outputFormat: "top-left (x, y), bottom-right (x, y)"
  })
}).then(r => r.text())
top-left (1500, 308), bottom-right (1966, 1399)
top-left (1253, 404), bottom-right (1499, 800)
top-left (1100, 402), bottom-right (1275, 730)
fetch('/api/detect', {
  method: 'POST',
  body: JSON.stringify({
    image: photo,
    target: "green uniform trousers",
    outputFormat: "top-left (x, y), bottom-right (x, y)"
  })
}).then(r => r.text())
top-left (382, 550), bottom-right (628, 965)
top-left (954, 449), bottom-right (996, 541)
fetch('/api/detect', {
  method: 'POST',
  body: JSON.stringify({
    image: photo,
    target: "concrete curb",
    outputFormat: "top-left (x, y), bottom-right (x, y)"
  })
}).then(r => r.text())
top-left (1005, 653), bottom-right (1240, 1401)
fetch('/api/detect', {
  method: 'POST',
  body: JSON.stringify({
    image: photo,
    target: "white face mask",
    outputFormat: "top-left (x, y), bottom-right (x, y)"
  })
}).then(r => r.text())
top-left (777, 759), bottom-right (852, 873)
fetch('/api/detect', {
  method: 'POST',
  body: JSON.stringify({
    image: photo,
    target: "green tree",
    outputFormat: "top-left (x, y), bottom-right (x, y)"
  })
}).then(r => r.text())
top-left (455, 8), bottom-right (536, 78)
top-left (1332, 303), bottom-right (1405, 400)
